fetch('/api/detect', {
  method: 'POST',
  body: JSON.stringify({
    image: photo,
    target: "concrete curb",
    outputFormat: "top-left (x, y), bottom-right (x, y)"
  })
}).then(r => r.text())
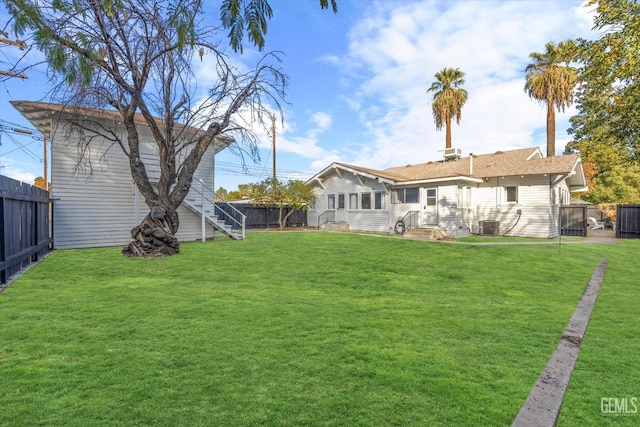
top-left (512, 258), bottom-right (608, 426)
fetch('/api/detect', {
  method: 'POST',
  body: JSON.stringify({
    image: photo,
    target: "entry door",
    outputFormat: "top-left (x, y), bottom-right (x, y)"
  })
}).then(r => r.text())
top-left (335, 194), bottom-right (347, 222)
top-left (422, 188), bottom-right (438, 225)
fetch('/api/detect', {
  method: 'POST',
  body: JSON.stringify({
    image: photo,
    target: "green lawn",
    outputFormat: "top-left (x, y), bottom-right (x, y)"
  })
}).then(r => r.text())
top-left (0, 232), bottom-right (637, 426)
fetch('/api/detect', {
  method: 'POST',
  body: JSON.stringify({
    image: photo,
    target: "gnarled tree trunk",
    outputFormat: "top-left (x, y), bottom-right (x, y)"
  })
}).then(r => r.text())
top-left (123, 207), bottom-right (180, 257)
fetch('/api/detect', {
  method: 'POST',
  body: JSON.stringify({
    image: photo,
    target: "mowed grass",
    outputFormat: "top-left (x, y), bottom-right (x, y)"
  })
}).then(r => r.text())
top-left (0, 232), bottom-right (637, 426)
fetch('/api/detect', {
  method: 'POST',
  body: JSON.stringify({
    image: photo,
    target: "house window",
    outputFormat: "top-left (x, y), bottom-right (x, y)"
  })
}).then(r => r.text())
top-left (406, 188), bottom-right (419, 203)
top-left (374, 192), bottom-right (384, 209)
top-left (426, 188), bottom-right (437, 206)
top-left (349, 193), bottom-right (358, 209)
top-left (338, 194), bottom-right (345, 209)
top-left (392, 187), bottom-right (420, 204)
top-left (458, 185), bottom-right (471, 208)
top-left (505, 186), bottom-right (518, 203)
top-left (328, 194), bottom-right (336, 210)
top-left (361, 193), bottom-right (371, 209)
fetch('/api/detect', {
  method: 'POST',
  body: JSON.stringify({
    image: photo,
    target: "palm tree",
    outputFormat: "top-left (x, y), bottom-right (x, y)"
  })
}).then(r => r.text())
top-left (427, 67), bottom-right (468, 149)
top-left (524, 40), bottom-right (578, 157)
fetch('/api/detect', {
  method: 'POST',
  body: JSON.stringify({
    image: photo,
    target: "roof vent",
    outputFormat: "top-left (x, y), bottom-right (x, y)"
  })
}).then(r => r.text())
top-left (443, 147), bottom-right (462, 161)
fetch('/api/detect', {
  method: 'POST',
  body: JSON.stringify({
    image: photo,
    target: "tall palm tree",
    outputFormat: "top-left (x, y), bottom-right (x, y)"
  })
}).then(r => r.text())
top-left (427, 67), bottom-right (468, 150)
top-left (524, 40), bottom-right (578, 157)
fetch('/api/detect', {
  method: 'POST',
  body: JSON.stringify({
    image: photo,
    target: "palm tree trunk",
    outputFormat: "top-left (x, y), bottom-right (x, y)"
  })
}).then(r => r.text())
top-left (445, 117), bottom-right (452, 149)
top-left (546, 101), bottom-right (556, 157)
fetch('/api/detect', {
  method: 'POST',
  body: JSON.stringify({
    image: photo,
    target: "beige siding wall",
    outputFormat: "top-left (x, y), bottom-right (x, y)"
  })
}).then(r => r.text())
top-left (52, 119), bottom-right (216, 249)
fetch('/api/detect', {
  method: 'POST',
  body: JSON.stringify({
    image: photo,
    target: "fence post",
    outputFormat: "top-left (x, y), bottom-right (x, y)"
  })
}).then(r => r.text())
top-left (0, 195), bottom-right (5, 284)
top-left (558, 205), bottom-right (562, 250)
top-left (200, 180), bottom-right (206, 243)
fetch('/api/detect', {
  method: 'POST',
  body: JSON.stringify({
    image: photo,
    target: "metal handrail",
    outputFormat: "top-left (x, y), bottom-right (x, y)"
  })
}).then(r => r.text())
top-left (317, 210), bottom-right (336, 228)
top-left (195, 179), bottom-right (246, 239)
top-left (395, 210), bottom-right (419, 234)
top-left (403, 210), bottom-right (420, 231)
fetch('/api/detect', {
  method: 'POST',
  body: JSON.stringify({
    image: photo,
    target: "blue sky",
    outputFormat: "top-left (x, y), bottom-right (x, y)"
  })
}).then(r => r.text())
top-left (1, 0), bottom-right (597, 191)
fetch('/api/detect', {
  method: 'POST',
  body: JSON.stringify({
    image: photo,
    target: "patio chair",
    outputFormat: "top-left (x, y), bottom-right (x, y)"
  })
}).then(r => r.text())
top-left (587, 217), bottom-right (605, 230)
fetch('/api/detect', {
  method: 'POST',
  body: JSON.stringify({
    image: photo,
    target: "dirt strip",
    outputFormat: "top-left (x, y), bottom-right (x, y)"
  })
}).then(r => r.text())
top-left (512, 258), bottom-right (608, 427)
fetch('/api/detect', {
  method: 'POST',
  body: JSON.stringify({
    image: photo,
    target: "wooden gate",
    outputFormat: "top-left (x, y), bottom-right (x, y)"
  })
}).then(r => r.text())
top-left (560, 206), bottom-right (587, 237)
top-left (616, 204), bottom-right (640, 239)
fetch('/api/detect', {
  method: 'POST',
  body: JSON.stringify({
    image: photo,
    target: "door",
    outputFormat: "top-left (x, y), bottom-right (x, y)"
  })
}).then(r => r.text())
top-left (422, 187), bottom-right (438, 225)
top-left (335, 193), bottom-right (347, 222)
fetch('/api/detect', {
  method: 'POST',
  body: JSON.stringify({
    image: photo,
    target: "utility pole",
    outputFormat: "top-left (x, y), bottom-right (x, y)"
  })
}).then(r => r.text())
top-left (0, 32), bottom-right (28, 79)
top-left (271, 113), bottom-right (276, 188)
top-left (43, 135), bottom-right (48, 190)
top-left (0, 34), bottom-right (27, 50)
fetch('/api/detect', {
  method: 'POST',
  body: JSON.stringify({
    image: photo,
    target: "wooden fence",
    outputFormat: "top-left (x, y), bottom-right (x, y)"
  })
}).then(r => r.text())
top-left (217, 203), bottom-right (307, 229)
top-left (560, 205), bottom-right (619, 237)
top-left (616, 204), bottom-right (640, 239)
top-left (560, 205), bottom-right (588, 237)
top-left (0, 175), bottom-right (52, 284)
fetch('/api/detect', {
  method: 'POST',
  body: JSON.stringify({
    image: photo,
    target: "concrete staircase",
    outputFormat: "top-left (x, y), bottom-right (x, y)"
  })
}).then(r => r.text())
top-left (402, 227), bottom-right (449, 241)
top-left (319, 221), bottom-right (349, 232)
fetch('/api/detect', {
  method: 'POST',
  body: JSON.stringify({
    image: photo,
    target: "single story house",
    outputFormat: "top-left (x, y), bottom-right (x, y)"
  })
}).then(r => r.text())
top-left (12, 100), bottom-right (237, 249)
top-left (306, 147), bottom-right (587, 238)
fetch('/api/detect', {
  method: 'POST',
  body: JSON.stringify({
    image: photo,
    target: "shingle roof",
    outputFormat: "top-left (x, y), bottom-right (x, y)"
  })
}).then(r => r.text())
top-left (330, 148), bottom-right (581, 183)
top-left (385, 147), bottom-right (581, 181)
top-left (333, 162), bottom-right (409, 181)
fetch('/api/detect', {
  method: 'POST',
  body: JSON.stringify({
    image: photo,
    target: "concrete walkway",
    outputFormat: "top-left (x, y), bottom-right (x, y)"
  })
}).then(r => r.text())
top-left (512, 258), bottom-right (608, 426)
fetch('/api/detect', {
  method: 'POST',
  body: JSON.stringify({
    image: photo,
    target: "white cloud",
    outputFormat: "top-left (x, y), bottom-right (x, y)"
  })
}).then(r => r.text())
top-left (309, 112), bottom-right (332, 133)
top-left (2, 164), bottom-right (37, 184)
top-left (275, 111), bottom-right (334, 159)
top-left (321, 0), bottom-right (596, 170)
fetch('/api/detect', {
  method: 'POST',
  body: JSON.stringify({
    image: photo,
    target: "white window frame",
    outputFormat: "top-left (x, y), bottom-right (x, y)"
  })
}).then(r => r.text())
top-left (361, 192), bottom-right (371, 210)
top-left (505, 186), bottom-right (518, 203)
top-left (327, 194), bottom-right (336, 210)
top-left (374, 192), bottom-right (384, 210)
top-left (349, 193), bottom-right (358, 209)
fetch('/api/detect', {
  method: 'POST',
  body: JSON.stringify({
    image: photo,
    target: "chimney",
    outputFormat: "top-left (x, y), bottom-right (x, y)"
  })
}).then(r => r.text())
top-left (469, 153), bottom-right (473, 175)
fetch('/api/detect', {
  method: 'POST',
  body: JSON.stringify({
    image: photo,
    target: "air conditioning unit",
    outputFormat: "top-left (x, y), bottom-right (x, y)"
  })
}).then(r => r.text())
top-left (444, 147), bottom-right (462, 161)
top-left (479, 220), bottom-right (500, 236)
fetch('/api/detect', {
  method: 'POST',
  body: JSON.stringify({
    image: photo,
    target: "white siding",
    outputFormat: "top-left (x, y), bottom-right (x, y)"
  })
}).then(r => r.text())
top-left (307, 173), bottom-right (391, 232)
top-left (308, 167), bottom-right (569, 239)
top-left (475, 175), bottom-right (556, 238)
top-left (51, 119), bottom-right (216, 249)
top-left (435, 185), bottom-right (460, 234)
top-left (389, 200), bottom-right (420, 230)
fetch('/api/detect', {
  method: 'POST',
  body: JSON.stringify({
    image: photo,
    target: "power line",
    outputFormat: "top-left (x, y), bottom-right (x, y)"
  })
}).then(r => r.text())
top-left (0, 122), bottom-right (42, 161)
top-left (0, 119), bottom-right (39, 135)
top-left (215, 160), bottom-right (314, 179)
top-left (0, 132), bottom-right (41, 161)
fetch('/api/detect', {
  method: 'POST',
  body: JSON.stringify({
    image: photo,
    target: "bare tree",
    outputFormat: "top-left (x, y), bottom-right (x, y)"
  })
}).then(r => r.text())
top-left (6, 0), bottom-right (287, 256)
